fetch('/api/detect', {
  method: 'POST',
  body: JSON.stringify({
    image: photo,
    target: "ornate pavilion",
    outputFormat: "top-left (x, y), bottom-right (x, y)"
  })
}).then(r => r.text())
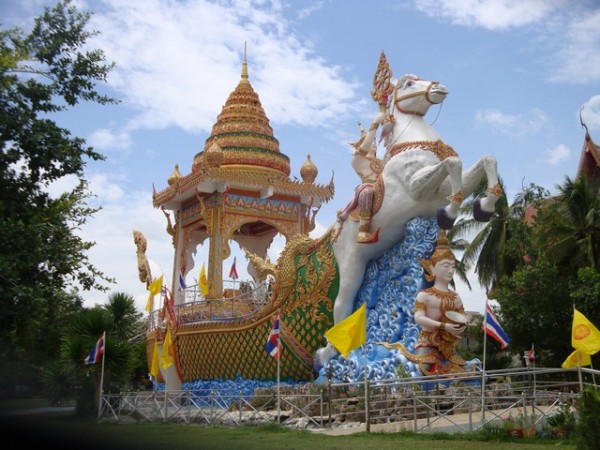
top-left (152, 54), bottom-right (334, 303)
top-left (146, 53), bottom-right (336, 390)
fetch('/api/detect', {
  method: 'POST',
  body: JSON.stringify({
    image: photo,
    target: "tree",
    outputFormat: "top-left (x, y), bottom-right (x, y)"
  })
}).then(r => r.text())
top-left (450, 179), bottom-right (549, 295)
top-left (0, 0), bottom-right (116, 394)
top-left (494, 257), bottom-right (573, 367)
top-left (533, 175), bottom-right (600, 270)
top-left (493, 175), bottom-right (600, 366)
top-left (571, 267), bottom-right (600, 320)
top-left (43, 292), bottom-right (144, 416)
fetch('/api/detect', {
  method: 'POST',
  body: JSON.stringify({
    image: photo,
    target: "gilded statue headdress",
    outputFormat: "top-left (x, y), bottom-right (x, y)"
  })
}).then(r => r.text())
top-left (419, 230), bottom-right (455, 282)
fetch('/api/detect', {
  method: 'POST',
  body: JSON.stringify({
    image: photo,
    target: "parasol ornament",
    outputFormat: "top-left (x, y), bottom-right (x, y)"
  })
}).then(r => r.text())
top-left (370, 50), bottom-right (393, 112)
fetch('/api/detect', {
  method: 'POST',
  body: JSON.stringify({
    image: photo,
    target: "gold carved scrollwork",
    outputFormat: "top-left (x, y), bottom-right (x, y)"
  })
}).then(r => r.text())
top-left (222, 237), bottom-right (231, 261)
top-left (161, 206), bottom-right (177, 247)
top-left (179, 227), bottom-right (192, 275)
top-left (220, 214), bottom-right (297, 261)
top-left (195, 191), bottom-right (212, 235)
top-left (245, 250), bottom-right (278, 282)
top-left (388, 139), bottom-right (458, 161)
top-left (272, 230), bottom-right (336, 321)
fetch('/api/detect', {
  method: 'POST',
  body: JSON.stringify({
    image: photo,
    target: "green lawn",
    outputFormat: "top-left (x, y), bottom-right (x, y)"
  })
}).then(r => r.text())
top-left (1, 410), bottom-right (577, 450)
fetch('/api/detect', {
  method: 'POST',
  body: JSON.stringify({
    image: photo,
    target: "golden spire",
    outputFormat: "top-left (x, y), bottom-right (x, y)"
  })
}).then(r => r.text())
top-left (241, 41), bottom-right (249, 84)
top-left (201, 45), bottom-right (290, 176)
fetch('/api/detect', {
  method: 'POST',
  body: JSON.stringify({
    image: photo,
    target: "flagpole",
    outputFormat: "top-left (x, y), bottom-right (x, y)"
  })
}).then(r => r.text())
top-left (364, 344), bottom-right (370, 433)
top-left (97, 331), bottom-right (106, 420)
top-left (572, 304), bottom-right (584, 391)
top-left (276, 350), bottom-right (281, 424)
top-left (481, 300), bottom-right (488, 422)
top-left (531, 343), bottom-right (536, 398)
top-left (164, 360), bottom-right (169, 421)
top-left (577, 351), bottom-right (584, 391)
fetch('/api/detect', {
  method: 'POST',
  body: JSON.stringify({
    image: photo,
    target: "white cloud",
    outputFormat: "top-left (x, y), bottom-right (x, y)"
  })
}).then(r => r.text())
top-left (88, 174), bottom-right (125, 203)
top-left (474, 107), bottom-right (549, 138)
top-left (546, 144), bottom-right (571, 166)
top-left (88, 0), bottom-right (363, 136)
top-left (582, 95), bottom-right (600, 130)
top-left (411, 0), bottom-right (600, 85)
top-left (296, 1), bottom-right (325, 20)
top-left (88, 128), bottom-right (132, 152)
top-left (45, 174), bottom-right (80, 198)
top-left (78, 186), bottom-right (173, 312)
top-left (546, 10), bottom-right (600, 84)
top-left (412, 0), bottom-right (566, 31)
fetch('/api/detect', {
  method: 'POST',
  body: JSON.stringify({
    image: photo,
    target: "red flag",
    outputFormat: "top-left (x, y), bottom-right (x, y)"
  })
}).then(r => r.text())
top-left (229, 257), bottom-right (239, 280)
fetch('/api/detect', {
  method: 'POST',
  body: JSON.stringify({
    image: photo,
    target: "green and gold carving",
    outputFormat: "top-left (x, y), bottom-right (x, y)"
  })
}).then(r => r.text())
top-left (171, 230), bottom-right (338, 382)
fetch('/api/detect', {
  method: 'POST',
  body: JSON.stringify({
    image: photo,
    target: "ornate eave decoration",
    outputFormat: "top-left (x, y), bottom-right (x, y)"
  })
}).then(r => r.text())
top-left (153, 167), bottom-right (334, 207)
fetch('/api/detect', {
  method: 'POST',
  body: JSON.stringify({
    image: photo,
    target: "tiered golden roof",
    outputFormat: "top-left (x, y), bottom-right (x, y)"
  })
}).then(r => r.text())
top-left (199, 57), bottom-right (288, 175)
top-left (153, 55), bottom-right (334, 207)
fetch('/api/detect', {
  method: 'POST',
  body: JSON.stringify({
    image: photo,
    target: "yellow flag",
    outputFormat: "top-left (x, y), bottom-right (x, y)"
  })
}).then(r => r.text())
top-left (146, 275), bottom-right (164, 313)
top-left (324, 303), bottom-right (367, 358)
top-left (572, 308), bottom-right (600, 355)
top-left (148, 275), bottom-right (164, 296)
top-left (150, 339), bottom-right (160, 377)
top-left (199, 263), bottom-right (209, 296)
top-left (561, 349), bottom-right (592, 368)
top-left (161, 329), bottom-right (174, 369)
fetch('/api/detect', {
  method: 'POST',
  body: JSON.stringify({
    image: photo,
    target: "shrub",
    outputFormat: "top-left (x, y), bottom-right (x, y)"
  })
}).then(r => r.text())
top-left (577, 387), bottom-right (600, 450)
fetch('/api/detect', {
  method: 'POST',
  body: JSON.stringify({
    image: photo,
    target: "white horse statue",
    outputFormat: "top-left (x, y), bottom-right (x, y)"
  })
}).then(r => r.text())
top-left (314, 57), bottom-right (501, 368)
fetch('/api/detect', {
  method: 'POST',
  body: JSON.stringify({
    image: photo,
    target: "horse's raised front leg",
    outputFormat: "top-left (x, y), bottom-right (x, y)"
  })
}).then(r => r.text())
top-left (407, 156), bottom-right (463, 229)
top-left (462, 155), bottom-right (501, 222)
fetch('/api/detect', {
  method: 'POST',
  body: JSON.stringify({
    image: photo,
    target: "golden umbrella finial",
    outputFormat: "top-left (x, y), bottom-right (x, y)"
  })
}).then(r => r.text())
top-left (371, 50), bottom-right (393, 112)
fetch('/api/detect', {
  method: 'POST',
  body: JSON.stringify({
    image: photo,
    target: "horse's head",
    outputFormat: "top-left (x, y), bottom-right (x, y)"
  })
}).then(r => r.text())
top-left (388, 74), bottom-right (447, 117)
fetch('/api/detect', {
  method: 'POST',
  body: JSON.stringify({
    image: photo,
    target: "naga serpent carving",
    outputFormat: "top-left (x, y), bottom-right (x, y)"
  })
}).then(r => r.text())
top-left (133, 229), bottom-right (152, 287)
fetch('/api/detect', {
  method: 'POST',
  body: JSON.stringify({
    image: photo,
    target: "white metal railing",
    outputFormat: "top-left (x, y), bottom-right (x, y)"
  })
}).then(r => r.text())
top-left (99, 366), bottom-right (598, 433)
top-left (147, 281), bottom-right (272, 330)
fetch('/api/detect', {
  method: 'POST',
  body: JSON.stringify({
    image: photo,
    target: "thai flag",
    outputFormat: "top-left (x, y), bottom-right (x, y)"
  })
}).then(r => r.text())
top-left (83, 332), bottom-right (105, 365)
top-left (526, 344), bottom-right (535, 361)
top-left (483, 303), bottom-right (510, 349)
top-left (264, 313), bottom-right (281, 359)
top-left (179, 273), bottom-right (187, 290)
top-left (229, 257), bottom-right (239, 280)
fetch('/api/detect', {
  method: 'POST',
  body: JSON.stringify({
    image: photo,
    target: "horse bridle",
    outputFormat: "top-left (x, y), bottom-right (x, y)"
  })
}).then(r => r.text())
top-left (394, 80), bottom-right (440, 116)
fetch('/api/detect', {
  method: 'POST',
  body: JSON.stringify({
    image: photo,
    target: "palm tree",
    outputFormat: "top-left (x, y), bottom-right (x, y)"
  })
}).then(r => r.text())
top-left (104, 292), bottom-right (143, 340)
top-left (42, 292), bottom-right (144, 416)
top-left (449, 179), bottom-right (549, 295)
top-left (534, 175), bottom-right (600, 270)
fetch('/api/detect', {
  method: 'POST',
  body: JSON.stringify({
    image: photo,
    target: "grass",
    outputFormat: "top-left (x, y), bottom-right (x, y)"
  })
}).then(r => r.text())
top-left (1, 409), bottom-right (577, 450)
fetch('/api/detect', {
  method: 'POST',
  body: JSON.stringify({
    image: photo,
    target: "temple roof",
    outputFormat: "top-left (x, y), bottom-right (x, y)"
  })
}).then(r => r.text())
top-left (576, 128), bottom-right (600, 185)
top-left (153, 54), bottom-right (334, 208)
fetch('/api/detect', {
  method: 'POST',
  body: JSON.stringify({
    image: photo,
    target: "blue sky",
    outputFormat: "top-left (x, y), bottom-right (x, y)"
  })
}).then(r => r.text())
top-left (3, 0), bottom-right (600, 314)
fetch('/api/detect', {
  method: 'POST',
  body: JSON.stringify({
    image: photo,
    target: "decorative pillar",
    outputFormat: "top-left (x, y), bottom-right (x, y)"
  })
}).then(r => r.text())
top-left (207, 197), bottom-right (224, 299)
